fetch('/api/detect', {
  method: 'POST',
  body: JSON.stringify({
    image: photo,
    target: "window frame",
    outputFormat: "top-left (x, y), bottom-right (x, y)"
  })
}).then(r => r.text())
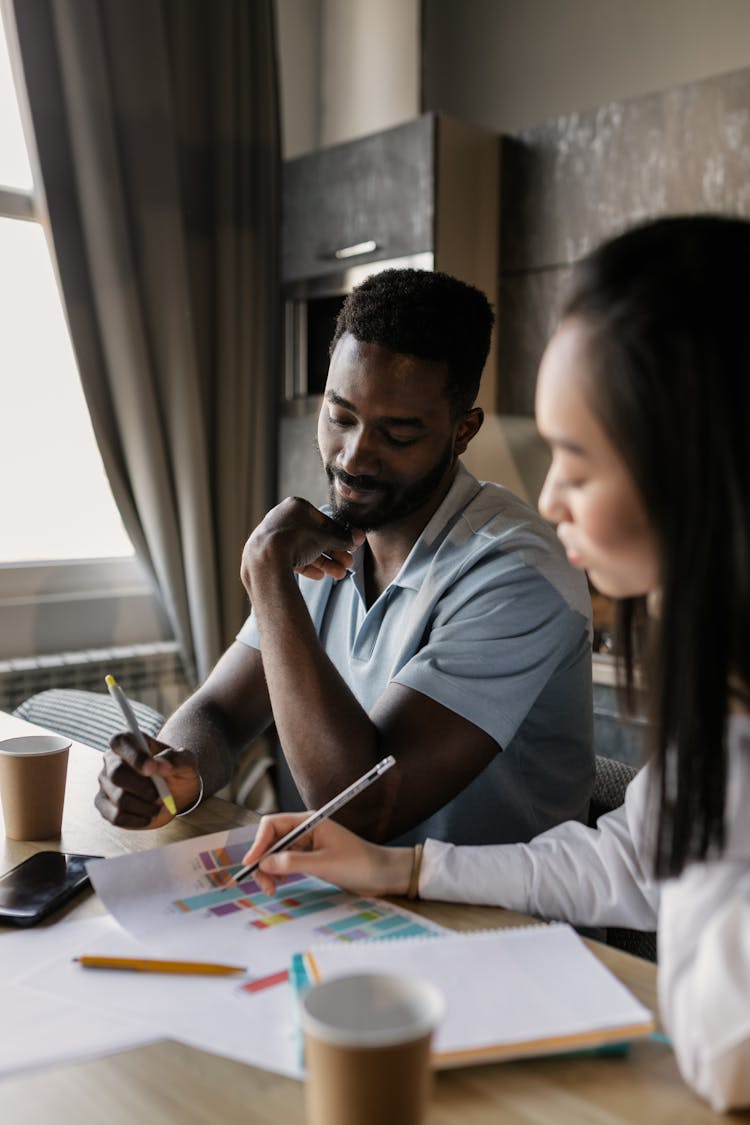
top-left (0, 3), bottom-right (170, 660)
top-left (0, 559), bottom-right (171, 660)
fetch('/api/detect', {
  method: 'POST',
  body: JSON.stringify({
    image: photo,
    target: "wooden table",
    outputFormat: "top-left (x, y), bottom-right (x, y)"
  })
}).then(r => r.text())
top-left (0, 712), bottom-right (744, 1124)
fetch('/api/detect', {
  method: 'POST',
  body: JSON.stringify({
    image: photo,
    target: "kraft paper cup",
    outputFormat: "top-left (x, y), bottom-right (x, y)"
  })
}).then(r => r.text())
top-left (0, 734), bottom-right (71, 840)
top-left (301, 972), bottom-right (444, 1125)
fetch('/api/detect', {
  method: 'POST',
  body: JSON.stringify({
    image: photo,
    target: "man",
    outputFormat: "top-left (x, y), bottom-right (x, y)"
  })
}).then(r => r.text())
top-left (96, 268), bottom-right (593, 846)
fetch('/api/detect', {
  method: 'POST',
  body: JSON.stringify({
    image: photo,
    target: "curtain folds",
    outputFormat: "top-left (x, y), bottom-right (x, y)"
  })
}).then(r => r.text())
top-left (12, 0), bottom-right (280, 685)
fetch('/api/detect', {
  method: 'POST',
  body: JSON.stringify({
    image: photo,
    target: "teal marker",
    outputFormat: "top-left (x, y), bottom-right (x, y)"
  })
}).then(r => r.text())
top-left (290, 952), bottom-right (312, 1068)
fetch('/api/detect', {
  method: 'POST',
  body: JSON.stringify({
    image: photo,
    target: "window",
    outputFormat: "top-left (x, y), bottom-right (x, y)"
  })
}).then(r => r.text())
top-left (0, 10), bottom-right (132, 564)
top-left (0, 9), bottom-right (167, 658)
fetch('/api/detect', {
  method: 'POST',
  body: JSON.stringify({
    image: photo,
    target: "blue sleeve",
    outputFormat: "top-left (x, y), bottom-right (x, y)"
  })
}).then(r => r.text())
top-left (393, 557), bottom-right (590, 750)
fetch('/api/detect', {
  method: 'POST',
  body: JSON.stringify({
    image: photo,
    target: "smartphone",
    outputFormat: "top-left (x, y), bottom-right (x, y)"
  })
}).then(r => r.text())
top-left (0, 851), bottom-right (101, 927)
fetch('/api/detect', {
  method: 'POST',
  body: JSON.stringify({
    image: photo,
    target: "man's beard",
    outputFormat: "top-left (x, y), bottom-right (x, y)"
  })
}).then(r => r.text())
top-left (322, 443), bottom-right (455, 531)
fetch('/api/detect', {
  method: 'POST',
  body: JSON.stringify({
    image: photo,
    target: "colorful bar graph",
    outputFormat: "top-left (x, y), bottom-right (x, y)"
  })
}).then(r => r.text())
top-left (174, 873), bottom-right (346, 922)
top-left (172, 857), bottom-right (436, 1003)
top-left (313, 903), bottom-right (436, 942)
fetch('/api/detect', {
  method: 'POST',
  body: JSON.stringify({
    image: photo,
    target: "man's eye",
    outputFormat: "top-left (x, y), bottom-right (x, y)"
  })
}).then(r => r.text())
top-left (384, 433), bottom-right (418, 448)
top-left (328, 413), bottom-right (353, 428)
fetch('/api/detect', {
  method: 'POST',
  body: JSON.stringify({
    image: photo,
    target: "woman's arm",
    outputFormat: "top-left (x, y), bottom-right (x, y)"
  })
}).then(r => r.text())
top-left (656, 717), bottom-right (750, 1111)
top-left (420, 765), bottom-right (660, 930)
top-left (242, 768), bottom-right (662, 927)
top-left (660, 882), bottom-right (750, 1112)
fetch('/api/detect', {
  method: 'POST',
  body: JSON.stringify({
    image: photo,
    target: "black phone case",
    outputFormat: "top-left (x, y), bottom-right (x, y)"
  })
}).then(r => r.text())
top-left (0, 851), bottom-right (101, 927)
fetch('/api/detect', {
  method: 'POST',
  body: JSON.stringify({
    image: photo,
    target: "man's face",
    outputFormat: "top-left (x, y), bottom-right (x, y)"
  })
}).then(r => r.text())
top-left (316, 333), bottom-right (462, 532)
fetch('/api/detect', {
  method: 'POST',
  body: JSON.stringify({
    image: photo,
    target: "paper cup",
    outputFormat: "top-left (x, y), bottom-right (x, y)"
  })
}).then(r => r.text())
top-left (0, 734), bottom-right (71, 840)
top-left (301, 972), bottom-right (444, 1125)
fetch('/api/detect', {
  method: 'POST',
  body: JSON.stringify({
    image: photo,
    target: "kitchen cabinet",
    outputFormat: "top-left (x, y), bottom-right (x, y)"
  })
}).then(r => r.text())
top-left (283, 115), bottom-right (434, 283)
top-left (281, 112), bottom-right (500, 412)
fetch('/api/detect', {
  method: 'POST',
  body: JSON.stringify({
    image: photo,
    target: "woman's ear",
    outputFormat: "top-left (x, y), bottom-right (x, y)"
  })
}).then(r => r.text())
top-left (454, 407), bottom-right (484, 455)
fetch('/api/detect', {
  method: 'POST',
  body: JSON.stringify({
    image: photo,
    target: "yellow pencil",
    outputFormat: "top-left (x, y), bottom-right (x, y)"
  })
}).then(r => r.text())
top-left (73, 955), bottom-right (246, 976)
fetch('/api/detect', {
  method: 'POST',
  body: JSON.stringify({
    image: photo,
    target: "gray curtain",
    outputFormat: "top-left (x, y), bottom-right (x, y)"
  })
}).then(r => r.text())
top-left (12, 0), bottom-right (280, 685)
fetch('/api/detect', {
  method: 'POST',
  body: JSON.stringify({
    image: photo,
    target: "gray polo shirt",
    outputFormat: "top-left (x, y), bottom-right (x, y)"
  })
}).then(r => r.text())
top-left (237, 463), bottom-right (593, 846)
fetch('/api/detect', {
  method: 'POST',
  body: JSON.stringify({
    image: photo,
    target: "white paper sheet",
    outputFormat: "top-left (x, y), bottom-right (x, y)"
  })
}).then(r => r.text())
top-left (0, 917), bottom-right (161, 1078)
top-left (2, 836), bottom-right (653, 1081)
top-left (85, 826), bottom-right (443, 983)
top-left (13, 914), bottom-right (305, 1079)
top-left (304, 923), bottom-right (654, 1062)
top-left (3, 827), bottom-right (444, 1079)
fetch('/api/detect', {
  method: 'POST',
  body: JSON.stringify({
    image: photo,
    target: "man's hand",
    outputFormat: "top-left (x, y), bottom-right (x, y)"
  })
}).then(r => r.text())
top-left (95, 733), bottom-right (201, 829)
top-left (241, 498), bottom-right (364, 595)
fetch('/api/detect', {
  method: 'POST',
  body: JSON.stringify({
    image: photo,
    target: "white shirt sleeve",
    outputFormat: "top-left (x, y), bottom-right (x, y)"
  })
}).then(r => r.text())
top-left (420, 763), bottom-right (660, 929)
top-left (420, 715), bottom-right (750, 1113)
top-left (660, 882), bottom-right (750, 1112)
top-left (657, 718), bottom-right (750, 1112)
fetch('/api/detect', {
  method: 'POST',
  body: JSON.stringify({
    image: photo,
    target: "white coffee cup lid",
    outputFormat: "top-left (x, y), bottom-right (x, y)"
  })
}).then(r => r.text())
top-left (301, 972), bottom-right (444, 1048)
top-left (0, 734), bottom-right (72, 757)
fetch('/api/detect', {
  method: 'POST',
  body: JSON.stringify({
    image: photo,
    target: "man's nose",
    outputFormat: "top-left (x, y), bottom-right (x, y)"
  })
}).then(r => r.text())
top-left (337, 428), bottom-right (380, 476)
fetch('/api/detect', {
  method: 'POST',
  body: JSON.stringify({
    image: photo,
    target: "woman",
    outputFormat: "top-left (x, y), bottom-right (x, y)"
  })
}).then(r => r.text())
top-left (241, 216), bottom-right (750, 1113)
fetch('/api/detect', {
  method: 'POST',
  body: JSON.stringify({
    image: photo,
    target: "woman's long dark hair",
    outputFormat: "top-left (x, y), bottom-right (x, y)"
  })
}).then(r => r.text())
top-left (563, 215), bottom-right (750, 877)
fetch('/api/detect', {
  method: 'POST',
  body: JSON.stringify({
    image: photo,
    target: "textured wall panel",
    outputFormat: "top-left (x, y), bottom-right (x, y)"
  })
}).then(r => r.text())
top-left (497, 266), bottom-right (572, 415)
top-left (499, 65), bottom-right (750, 412)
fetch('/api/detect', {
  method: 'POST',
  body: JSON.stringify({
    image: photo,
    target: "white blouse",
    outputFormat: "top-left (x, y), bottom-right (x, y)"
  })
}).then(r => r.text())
top-left (420, 715), bottom-right (750, 1112)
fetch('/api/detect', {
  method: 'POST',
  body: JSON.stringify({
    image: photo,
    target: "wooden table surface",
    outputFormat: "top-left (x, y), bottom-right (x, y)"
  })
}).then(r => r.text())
top-left (0, 711), bottom-right (745, 1124)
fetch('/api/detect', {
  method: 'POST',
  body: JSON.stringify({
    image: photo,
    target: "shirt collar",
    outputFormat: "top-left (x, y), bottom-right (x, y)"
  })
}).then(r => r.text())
top-left (347, 462), bottom-right (481, 593)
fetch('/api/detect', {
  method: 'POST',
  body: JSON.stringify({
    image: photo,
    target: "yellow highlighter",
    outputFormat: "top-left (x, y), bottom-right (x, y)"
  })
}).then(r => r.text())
top-left (105, 674), bottom-right (177, 816)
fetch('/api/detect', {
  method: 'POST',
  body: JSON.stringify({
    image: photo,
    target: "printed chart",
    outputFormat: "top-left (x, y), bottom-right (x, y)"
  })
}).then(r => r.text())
top-left (235, 891), bottom-right (438, 995)
top-left (175, 870), bottom-right (348, 924)
top-left (175, 846), bottom-right (436, 941)
top-left (88, 826), bottom-right (445, 999)
top-left (314, 900), bottom-right (436, 942)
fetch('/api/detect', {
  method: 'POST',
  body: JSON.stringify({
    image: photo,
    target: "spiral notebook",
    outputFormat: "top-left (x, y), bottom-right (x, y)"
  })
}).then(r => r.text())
top-left (297, 922), bottom-right (654, 1067)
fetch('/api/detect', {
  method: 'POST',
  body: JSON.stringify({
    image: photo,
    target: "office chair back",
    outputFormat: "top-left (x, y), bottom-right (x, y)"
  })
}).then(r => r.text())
top-left (589, 755), bottom-right (657, 962)
top-left (12, 688), bottom-right (164, 754)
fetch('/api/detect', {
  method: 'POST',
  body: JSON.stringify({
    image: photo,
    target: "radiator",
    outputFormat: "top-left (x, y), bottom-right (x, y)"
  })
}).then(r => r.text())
top-left (0, 641), bottom-right (190, 716)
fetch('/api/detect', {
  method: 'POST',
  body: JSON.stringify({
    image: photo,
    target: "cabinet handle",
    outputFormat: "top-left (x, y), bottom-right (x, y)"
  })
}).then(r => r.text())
top-left (326, 239), bottom-right (379, 261)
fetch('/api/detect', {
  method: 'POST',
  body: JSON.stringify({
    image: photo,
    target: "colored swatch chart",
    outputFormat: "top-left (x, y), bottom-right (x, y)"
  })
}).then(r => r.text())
top-left (176, 846), bottom-right (436, 936)
top-left (195, 841), bottom-right (251, 886)
top-left (313, 899), bottom-right (435, 942)
top-left (237, 899), bottom-right (437, 996)
top-left (171, 841), bottom-right (438, 997)
top-left (175, 868), bottom-right (348, 926)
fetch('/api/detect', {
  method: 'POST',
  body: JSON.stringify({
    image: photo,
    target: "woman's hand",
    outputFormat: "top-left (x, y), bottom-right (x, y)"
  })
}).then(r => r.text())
top-left (241, 812), bottom-right (414, 898)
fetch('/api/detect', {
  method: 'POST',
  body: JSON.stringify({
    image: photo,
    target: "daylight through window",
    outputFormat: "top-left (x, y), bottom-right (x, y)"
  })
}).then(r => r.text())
top-left (0, 11), bottom-right (133, 564)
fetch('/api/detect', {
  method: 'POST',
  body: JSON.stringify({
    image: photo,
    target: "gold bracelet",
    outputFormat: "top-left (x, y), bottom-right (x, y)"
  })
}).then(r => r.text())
top-left (406, 843), bottom-right (423, 900)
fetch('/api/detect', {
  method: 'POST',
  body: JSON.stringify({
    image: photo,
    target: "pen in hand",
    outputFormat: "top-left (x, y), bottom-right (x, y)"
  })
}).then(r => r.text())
top-left (229, 754), bottom-right (396, 886)
top-left (105, 674), bottom-right (177, 817)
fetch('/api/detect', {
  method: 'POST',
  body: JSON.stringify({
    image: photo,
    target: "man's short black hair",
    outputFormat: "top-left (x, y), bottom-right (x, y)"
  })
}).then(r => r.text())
top-left (330, 268), bottom-right (494, 415)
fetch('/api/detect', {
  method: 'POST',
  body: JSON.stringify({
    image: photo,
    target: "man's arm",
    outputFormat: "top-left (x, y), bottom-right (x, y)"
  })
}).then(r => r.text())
top-left (242, 498), bottom-right (499, 843)
top-left (159, 642), bottom-right (273, 796)
top-left (95, 642), bottom-right (274, 828)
